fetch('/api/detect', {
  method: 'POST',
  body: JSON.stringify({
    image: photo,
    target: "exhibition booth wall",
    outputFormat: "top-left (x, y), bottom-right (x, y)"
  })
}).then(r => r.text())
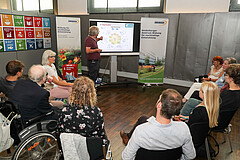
top-left (0, 10), bottom-right (240, 87)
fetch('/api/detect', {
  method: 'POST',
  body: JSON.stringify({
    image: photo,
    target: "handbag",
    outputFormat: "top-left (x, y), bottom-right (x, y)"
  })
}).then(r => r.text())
top-left (0, 112), bottom-right (17, 152)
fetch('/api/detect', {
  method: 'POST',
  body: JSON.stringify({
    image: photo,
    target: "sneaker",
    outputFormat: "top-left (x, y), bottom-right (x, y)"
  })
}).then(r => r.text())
top-left (120, 131), bottom-right (129, 146)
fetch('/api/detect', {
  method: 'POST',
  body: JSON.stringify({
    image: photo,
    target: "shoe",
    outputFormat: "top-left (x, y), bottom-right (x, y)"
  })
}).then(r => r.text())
top-left (120, 130), bottom-right (129, 146)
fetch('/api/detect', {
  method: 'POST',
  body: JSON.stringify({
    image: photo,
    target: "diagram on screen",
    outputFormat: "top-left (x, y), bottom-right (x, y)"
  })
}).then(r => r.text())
top-left (97, 22), bottom-right (134, 52)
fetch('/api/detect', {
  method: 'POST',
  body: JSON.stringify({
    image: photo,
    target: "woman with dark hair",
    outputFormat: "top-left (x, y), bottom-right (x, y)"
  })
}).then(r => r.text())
top-left (183, 56), bottom-right (224, 102)
top-left (220, 64), bottom-right (240, 111)
top-left (58, 76), bottom-right (106, 139)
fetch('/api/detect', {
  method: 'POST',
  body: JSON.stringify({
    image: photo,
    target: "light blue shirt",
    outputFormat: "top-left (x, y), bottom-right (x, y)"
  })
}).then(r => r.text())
top-left (122, 116), bottom-right (196, 160)
top-left (215, 73), bottom-right (225, 90)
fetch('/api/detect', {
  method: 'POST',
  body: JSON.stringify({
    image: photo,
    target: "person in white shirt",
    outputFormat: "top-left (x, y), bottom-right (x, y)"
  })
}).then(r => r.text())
top-left (122, 89), bottom-right (196, 160)
top-left (42, 50), bottom-right (73, 99)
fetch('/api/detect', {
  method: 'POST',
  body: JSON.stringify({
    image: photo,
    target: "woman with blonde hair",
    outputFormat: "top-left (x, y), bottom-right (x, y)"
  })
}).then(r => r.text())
top-left (187, 81), bottom-right (220, 128)
top-left (58, 76), bottom-right (106, 139)
top-left (42, 50), bottom-right (73, 99)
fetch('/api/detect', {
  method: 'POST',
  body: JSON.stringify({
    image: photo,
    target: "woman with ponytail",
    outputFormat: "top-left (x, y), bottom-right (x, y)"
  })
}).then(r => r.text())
top-left (58, 76), bottom-right (106, 139)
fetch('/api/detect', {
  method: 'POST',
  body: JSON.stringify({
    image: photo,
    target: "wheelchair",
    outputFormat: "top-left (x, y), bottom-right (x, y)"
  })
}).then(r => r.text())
top-left (1, 101), bottom-right (112, 160)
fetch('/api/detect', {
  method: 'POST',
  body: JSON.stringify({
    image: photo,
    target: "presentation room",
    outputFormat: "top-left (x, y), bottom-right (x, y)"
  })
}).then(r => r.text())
top-left (0, 0), bottom-right (240, 160)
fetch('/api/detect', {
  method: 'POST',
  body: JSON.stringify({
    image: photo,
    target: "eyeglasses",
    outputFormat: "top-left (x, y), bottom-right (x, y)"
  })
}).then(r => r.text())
top-left (49, 56), bottom-right (55, 58)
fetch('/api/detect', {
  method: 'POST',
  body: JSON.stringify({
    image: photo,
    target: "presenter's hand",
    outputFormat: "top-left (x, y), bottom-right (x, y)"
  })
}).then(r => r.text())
top-left (99, 36), bottom-right (103, 40)
top-left (98, 49), bottom-right (102, 53)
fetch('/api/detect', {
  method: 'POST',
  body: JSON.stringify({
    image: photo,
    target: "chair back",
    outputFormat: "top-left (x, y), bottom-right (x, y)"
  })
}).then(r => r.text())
top-left (189, 122), bottom-right (210, 148)
top-left (212, 109), bottom-right (237, 131)
top-left (135, 147), bottom-right (182, 160)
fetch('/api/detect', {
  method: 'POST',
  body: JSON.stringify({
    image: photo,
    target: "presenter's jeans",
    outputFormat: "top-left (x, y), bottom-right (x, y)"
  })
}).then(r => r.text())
top-left (87, 60), bottom-right (100, 83)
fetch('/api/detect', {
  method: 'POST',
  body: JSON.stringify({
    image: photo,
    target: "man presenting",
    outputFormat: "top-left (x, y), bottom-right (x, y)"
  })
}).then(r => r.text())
top-left (85, 26), bottom-right (103, 83)
top-left (122, 89), bottom-right (196, 160)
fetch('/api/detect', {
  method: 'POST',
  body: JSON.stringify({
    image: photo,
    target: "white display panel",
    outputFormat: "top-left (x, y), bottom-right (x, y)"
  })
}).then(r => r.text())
top-left (97, 22), bottom-right (134, 52)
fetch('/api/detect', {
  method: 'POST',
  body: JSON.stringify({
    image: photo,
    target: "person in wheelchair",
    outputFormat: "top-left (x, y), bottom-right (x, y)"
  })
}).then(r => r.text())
top-left (58, 76), bottom-right (107, 140)
top-left (9, 65), bottom-right (59, 124)
top-left (0, 60), bottom-right (25, 99)
top-left (121, 89), bottom-right (196, 160)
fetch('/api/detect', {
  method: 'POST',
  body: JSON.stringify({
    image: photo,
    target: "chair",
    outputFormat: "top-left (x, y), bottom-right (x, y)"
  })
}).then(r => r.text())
top-left (211, 109), bottom-right (238, 152)
top-left (189, 122), bottom-right (211, 160)
top-left (60, 133), bottom-right (112, 160)
top-left (135, 147), bottom-right (182, 160)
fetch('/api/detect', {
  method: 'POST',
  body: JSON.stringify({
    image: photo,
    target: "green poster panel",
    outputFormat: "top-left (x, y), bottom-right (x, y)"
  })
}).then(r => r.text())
top-left (14, 15), bottom-right (24, 27)
top-left (16, 39), bottom-right (26, 50)
top-left (0, 40), bottom-right (4, 52)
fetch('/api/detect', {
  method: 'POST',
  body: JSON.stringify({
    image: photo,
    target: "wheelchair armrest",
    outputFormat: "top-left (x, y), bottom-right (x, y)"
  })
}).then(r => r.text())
top-left (25, 110), bottom-right (54, 126)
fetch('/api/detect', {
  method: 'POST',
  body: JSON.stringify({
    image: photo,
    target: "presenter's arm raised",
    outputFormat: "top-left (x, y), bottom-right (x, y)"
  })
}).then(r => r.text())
top-left (85, 47), bottom-right (102, 54)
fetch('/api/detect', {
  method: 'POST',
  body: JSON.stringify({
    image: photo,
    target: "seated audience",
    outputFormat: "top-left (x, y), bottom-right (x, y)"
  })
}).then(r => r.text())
top-left (215, 57), bottom-right (237, 91)
top-left (0, 60), bottom-right (24, 98)
top-left (42, 50), bottom-right (73, 99)
top-left (183, 82), bottom-right (220, 130)
top-left (183, 56), bottom-right (224, 102)
top-left (58, 76), bottom-right (107, 140)
top-left (9, 65), bottom-right (58, 122)
top-left (121, 89), bottom-right (196, 160)
top-left (180, 64), bottom-right (240, 118)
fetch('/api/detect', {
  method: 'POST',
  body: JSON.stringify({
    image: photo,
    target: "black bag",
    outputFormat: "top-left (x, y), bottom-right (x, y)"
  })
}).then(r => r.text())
top-left (196, 134), bottom-right (219, 158)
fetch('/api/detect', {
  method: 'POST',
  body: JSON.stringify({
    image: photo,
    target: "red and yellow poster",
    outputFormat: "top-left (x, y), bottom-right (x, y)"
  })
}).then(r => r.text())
top-left (15, 28), bottom-right (25, 39)
top-left (2, 14), bottom-right (13, 26)
top-left (35, 28), bottom-right (43, 38)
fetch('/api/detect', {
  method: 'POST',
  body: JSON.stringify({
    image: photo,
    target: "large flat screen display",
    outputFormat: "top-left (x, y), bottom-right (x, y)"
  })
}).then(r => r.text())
top-left (90, 20), bottom-right (140, 53)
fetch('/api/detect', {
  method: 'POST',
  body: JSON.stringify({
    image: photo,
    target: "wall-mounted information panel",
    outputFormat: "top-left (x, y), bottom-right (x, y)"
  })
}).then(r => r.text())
top-left (0, 14), bottom-right (51, 52)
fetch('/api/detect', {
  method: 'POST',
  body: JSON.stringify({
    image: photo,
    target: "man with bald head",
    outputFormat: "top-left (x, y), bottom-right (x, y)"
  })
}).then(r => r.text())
top-left (10, 65), bottom-right (56, 123)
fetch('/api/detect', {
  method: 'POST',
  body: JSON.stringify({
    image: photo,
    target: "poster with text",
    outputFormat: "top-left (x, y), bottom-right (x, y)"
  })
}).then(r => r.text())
top-left (14, 15), bottom-right (24, 27)
top-left (26, 39), bottom-right (36, 50)
top-left (138, 18), bottom-right (169, 84)
top-left (36, 39), bottom-right (43, 49)
top-left (44, 38), bottom-right (51, 48)
top-left (0, 14), bottom-right (51, 52)
top-left (16, 39), bottom-right (26, 50)
top-left (4, 40), bottom-right (16, 51)
top-left (56, 17), bottom-right (81, 76)
top-left (15, 28), bottom-right (25, 39)
top-left (3, 27), bottom-right (15, 39)
top-left (2, 14), bottom-right (13, 26)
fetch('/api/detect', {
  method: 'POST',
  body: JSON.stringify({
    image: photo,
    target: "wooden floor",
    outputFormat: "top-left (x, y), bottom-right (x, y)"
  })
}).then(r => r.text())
top-left (98, 84), bottom-right (240, 160)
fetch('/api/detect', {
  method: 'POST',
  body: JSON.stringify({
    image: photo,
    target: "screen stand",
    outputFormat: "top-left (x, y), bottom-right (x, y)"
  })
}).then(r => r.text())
top-left (110, 56), bottom-right (117, 82)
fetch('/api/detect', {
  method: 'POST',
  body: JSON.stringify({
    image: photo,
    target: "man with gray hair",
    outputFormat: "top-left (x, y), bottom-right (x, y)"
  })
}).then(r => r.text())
top-left (85, 26), bottom-right (103, 84)
top-left (9, 65), bottom-right (57, 123)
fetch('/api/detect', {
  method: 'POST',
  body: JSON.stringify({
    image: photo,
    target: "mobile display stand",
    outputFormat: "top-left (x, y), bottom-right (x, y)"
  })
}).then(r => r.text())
top-left (62, 64), bottom-right (78, 80)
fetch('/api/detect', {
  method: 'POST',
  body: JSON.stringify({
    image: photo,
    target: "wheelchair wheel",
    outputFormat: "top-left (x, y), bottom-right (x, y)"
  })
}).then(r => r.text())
top-left (12, 132), bottom-right (60, 160)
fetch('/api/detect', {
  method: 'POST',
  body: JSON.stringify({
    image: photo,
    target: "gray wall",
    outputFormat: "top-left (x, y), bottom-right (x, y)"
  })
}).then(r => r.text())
top-left (1, 11), bottom-right (240, 84)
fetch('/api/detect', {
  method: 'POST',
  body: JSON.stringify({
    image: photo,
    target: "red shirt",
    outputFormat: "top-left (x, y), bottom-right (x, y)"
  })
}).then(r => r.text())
top-left (85, 36), bottom-right (100, 60)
